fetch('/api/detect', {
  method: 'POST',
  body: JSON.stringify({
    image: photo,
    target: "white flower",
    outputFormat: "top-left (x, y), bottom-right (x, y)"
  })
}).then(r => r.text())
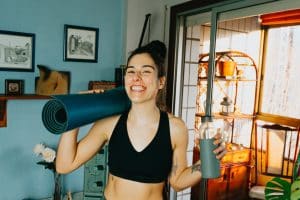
top-left (33, 143), bottom-right (45, 155)
top-left (42, 147), bottom-right (56, 163)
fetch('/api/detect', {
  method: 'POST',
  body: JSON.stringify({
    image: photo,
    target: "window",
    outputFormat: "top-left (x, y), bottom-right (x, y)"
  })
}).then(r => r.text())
top-left (261, 25), bottom-right (300, 119)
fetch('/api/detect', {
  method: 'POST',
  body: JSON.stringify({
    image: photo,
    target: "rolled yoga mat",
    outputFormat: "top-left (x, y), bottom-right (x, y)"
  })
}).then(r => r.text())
top-left (42, 87), bottom-right (131, 134)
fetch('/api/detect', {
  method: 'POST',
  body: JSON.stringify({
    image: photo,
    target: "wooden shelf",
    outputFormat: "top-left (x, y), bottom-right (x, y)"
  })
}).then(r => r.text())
top-left (0, 94), bottom-right (50, 127)
top-left (196, 112), bottom-right (255, 119)
top-left (198, 76), bottom-right (257, 82)
top-left (0, 94), bottom-right (49, 100)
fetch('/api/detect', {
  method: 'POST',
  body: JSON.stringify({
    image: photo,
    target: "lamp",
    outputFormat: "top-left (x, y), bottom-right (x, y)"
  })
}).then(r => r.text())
top-left (220, 97), bottom-right (233, 115)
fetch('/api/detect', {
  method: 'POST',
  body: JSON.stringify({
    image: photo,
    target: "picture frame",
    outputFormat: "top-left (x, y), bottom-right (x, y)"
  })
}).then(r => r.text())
top-left (64, 24), bottom-right (99, 62)
top-left (5, 79), bottom-right (24, 95)
top-left (0, 30), bottom-right (35, 72)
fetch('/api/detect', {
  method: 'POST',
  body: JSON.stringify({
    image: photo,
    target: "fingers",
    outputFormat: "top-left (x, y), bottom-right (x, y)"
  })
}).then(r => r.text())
top-left (213, 144), bottom-right (224, 154)
top-left (213, 142), bottom-right (227, 160)
top-left (213, 133), bottom-right (224, 145)
top-left (216, 149), bottom-right (227, 160)
top-left (213, 138), bottom-right (223, 146)
top-left (213, 132), bottom-right (222, 140)
top-left (213, 133), bottom-right (223, 143)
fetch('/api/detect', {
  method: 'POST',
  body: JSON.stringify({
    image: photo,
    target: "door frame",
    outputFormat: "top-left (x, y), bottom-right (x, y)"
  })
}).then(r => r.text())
top-left (166, 0), bottom-right (279, 113)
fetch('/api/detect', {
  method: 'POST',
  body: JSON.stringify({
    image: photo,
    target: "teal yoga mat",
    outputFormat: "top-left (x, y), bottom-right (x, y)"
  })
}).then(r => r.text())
top-left (42, 87), bottom-right (131, 134)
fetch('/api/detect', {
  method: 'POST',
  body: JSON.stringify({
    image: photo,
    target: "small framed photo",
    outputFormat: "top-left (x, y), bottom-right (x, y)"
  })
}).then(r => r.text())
top-left (64, 24), bottom-right (99, 62)
top-left (0, 30), bottom-right (35, 72)
top-left (5, 79), bottom-right (24, 95)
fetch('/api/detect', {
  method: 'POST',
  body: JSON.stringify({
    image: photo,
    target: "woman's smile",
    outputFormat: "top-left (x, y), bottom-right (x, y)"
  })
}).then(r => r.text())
top-left (130, 85), bottom-right (146, 92)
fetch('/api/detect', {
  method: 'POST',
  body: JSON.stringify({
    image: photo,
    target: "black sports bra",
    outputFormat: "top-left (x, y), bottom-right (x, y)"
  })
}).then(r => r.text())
top-left (108, 110), bottom-right (173, 183)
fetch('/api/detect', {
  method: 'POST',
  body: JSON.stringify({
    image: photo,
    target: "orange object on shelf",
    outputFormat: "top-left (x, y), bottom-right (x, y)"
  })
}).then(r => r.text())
top-left (218, 60), bottom-right (236, 76)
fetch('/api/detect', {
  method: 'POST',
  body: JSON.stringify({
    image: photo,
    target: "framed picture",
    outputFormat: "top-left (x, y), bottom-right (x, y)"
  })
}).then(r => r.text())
top-left (0, 30), bottom-right (35, 72)
top-left (5, 79), bottom-right (24, 95)
top-left (64, 25), bottom-right (99, 62)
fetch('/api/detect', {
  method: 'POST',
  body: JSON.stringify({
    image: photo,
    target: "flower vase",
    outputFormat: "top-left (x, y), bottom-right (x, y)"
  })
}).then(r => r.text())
top-left (53, 172), bottom-right (63, 200)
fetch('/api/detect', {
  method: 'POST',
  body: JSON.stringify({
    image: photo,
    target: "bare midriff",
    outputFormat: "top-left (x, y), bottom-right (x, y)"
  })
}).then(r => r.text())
top-left (104, 173), bottom-right (165, 200)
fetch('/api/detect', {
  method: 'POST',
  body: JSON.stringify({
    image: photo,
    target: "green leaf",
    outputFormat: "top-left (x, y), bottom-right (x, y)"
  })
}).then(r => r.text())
top-left (265, 177), bottom-right (291, 200)
top-left (293, 153), bottom-right (300, 182)
top-left (291, 179), bottom-right (300, 200)
top-left (291, 190), bottom-right (300, 200)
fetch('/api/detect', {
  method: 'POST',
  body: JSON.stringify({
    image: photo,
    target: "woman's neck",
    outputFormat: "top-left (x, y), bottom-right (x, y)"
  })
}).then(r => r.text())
top-left (128, 103), bottom-right (160, 124)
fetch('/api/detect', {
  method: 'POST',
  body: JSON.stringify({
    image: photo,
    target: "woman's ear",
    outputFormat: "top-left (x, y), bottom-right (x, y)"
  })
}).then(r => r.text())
top-left (159, 76), bottom-right (166, 89)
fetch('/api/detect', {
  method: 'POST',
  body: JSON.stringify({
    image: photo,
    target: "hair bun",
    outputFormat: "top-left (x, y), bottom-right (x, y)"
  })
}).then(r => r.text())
top-left (148, 40), bottom-right (167, 60)
top-left (127, 40), bottom-right (167, 77)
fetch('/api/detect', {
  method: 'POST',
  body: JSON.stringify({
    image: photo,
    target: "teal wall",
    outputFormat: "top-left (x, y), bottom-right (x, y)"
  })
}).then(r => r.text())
top-left (0, 0), bottom-right (125, 199)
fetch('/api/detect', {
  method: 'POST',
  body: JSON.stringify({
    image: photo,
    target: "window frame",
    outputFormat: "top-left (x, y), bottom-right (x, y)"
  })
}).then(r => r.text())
top-left (257, 24), bottom-right (300, 128)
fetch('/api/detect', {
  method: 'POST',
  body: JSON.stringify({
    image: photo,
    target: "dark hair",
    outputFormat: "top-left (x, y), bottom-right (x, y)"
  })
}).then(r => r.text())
top-left (127, 40), bottom-right (167, 77)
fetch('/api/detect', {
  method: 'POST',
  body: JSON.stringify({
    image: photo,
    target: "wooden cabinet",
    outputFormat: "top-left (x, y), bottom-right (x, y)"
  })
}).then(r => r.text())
top-left (206, 165), bottom-right (229, 200)
top-left (206, 164), bottom-right (250, 200)
top-left (226, 164), bottom-right (250, 200)
top-left (192, 145), bottom-right (251, 200)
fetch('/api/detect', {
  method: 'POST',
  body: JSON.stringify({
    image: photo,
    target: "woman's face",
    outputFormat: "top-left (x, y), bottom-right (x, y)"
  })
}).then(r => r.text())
top-left (125, 53), bottom-right (165, 105)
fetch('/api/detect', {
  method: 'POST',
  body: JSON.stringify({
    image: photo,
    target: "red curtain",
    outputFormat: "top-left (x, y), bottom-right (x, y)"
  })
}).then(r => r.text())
top-left (260, 9), bottom-right (300, 26)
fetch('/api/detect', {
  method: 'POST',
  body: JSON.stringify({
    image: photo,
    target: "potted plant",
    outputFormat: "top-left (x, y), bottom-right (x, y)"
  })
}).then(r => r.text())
top-left (265, 152), bottom-right (300, 200)
top-left (33, 143), bottom-right (62, 200)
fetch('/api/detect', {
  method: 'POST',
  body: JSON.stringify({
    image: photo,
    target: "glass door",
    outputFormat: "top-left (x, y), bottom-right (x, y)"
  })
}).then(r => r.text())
top-left (169, 0), bottom-right (300, 199)
top-left (172, 11), bottom-right (212, 200)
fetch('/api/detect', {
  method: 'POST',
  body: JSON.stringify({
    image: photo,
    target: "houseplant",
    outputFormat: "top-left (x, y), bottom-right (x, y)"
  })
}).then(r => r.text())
top-left (33, 143), bottom-right (62, 200)
top-left (265, 151), bottom-right (300, 200)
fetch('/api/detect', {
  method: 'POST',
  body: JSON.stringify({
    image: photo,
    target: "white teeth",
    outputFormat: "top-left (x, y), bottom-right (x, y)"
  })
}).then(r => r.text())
top-left (131, 86), bottom-right (144, 91)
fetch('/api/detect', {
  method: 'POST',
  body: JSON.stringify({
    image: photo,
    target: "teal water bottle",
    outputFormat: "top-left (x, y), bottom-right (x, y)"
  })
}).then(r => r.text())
top-left (199, 116), bottom-right (220, 179)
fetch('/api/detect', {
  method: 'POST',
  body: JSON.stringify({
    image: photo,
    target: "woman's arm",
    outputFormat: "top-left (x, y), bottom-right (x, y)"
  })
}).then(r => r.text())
top-left (56, 115), bottom-right (119, 174)
top-left (168, 115), bottom-right (226, 192)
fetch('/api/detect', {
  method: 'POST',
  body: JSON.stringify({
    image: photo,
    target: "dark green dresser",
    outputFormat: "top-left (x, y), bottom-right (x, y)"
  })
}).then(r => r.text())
top-left (83, 145), bottom-right (108, 200)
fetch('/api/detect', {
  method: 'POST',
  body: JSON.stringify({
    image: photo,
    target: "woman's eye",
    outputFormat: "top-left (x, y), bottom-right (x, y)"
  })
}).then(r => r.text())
top-left (126, 70), bottom-right (135, 74)
top-left (142, 70), bottom-right (152, 74)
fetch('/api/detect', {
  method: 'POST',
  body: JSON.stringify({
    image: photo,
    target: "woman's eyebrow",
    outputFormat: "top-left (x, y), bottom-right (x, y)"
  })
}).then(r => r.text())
top-left (142, 65), bottom-right (155, 69)
top-left (126, 65), bottom-right (155, 69)
top-left (126, 65), bottom-right (134, 69)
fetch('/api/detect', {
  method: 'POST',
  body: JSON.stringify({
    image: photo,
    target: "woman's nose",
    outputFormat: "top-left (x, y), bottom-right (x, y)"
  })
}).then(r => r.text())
top-left (133, 71), bottom-right (142, 80)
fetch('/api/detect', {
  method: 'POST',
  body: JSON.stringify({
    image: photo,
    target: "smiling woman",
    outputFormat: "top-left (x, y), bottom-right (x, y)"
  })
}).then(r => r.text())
top-left (124, 53), bottom-right (165, 105)
top-left (125, 40), bottom-right (167, 111)
top-left (55, 40), bottom-right (226, 200)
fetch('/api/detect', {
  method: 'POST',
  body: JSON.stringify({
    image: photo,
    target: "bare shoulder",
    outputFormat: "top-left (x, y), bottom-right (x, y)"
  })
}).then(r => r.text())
top-left (94, 114), bottom-right (121, 126)
top-left (91, 114), bottom-right (122, 140)
top-left (167, 113), bottom-right (188, 146)
top-left (167, 113), bottom-right (187, 131)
